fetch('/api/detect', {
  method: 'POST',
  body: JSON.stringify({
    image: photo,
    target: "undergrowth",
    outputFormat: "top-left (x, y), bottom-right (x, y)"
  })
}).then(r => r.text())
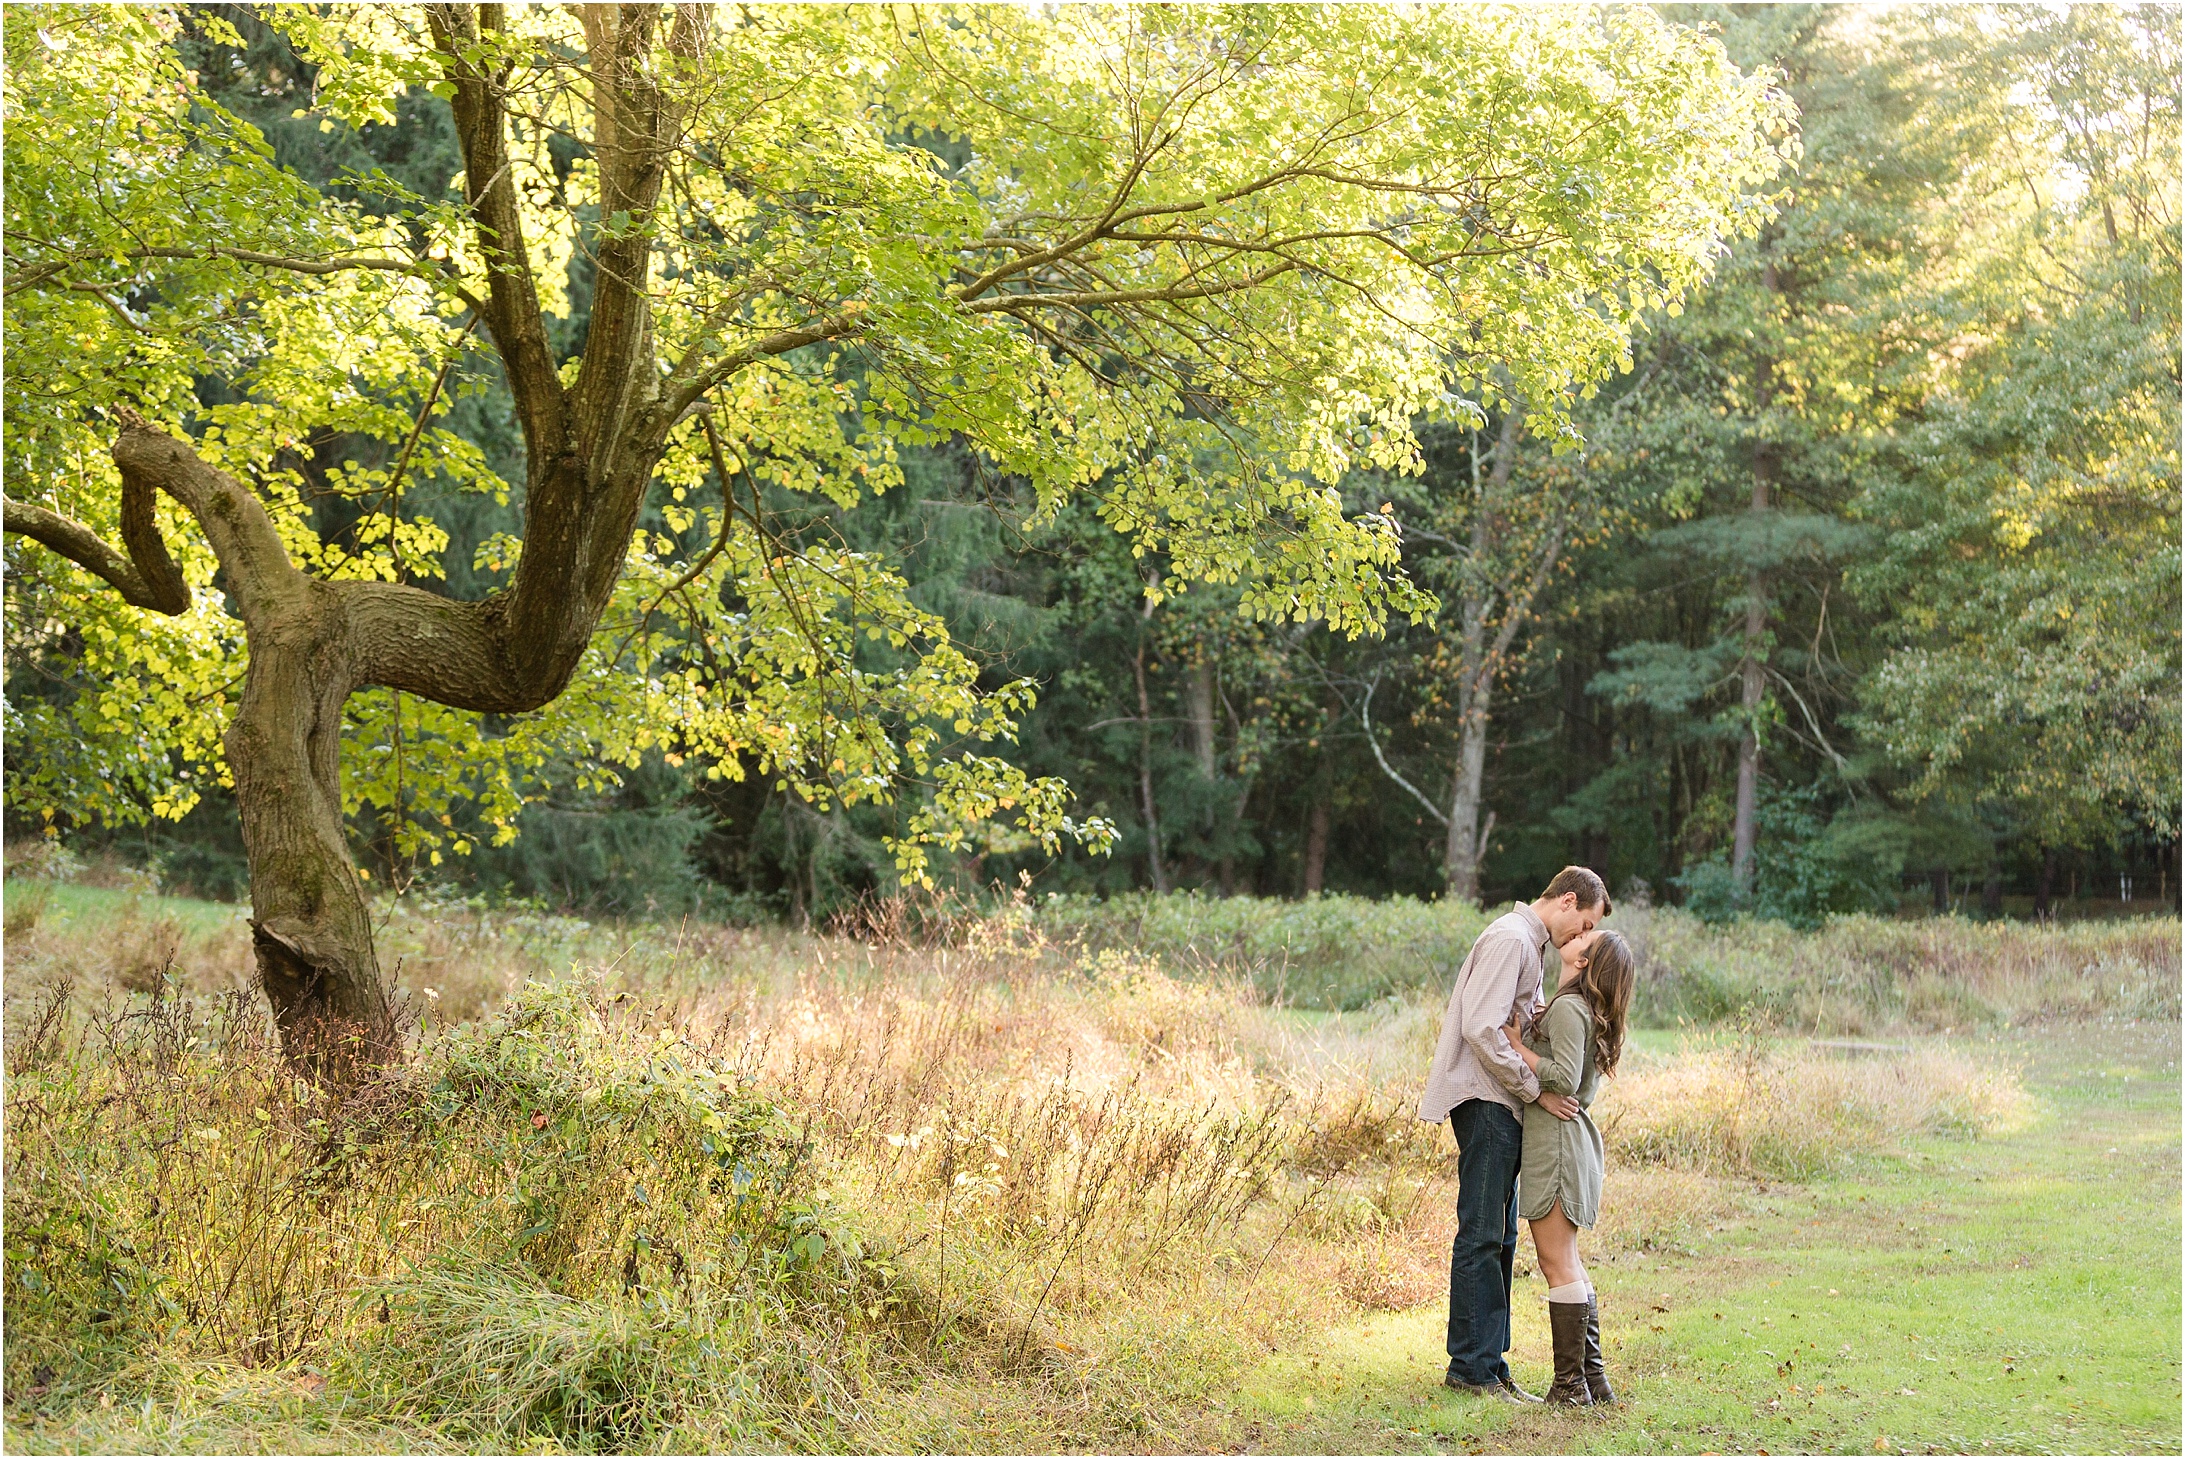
top-left (1, 879), bottom-right (2143, 1452)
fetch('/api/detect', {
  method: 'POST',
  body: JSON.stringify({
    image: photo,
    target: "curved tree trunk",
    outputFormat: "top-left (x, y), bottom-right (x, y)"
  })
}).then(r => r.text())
top-left (2, 9), bottom-right (716, 1076)
top-left (109, 421), bottom-right (401, 1069)
top-left (230, 581), bottom-right (396, 1072)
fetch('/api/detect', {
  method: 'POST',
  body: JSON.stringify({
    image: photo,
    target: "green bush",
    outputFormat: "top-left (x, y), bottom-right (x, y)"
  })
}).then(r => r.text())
top-left (1035, 891), bottom-right (1497, 1009)
top-left (1629, 907), bottom-right (2181, 1032)
top-left (2, 978), bottom-right (877, 1449)
top-left (1033, 891), bottom-right (2180, 1031)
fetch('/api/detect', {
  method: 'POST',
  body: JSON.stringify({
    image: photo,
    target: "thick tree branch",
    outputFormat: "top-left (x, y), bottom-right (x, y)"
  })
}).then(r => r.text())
top-left (100, 417), bottom-right (569, 714)
top-left (425, 3), bottom-right (566, 459)
top-left (2, 496), bottom-right (187, 614)
top-left (117, 467), bottom-right (192, 615)
top-left (568, 4), bottom-right (706, 488)
top-left (110, 414), bottom-right (307, 626)
top-left (340, 582), bottom-right (541, 713)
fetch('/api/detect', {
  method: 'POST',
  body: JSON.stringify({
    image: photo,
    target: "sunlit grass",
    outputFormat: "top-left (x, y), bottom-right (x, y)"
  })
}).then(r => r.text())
top-left (1, 880), bottom-right (2166, 1453)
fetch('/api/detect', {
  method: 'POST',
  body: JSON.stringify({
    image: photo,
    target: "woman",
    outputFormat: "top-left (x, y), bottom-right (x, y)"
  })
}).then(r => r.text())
top-left (1502, 926), bottom-right (1635, 1406)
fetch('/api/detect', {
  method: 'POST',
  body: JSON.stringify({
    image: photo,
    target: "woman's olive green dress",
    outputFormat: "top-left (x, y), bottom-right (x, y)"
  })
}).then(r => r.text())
top-left (1519, 988), bottom-right (1605, 1229)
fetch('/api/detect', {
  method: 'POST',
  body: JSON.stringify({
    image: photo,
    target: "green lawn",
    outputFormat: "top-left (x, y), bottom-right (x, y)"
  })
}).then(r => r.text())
top-left (1233, 1025), bottom-right (2182, 1455)
top-left (5, 881), bottom-right (248, 942)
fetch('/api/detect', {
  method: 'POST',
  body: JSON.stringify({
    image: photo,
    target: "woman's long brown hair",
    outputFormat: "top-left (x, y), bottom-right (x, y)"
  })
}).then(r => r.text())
top-left (1553, 928), bottom-right (1635, 1077)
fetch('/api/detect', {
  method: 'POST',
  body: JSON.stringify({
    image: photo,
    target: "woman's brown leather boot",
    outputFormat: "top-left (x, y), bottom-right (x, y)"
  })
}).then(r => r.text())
top-left (1546, 1300), bottom-right (1593, 1405)
top-left (1583, 1294), bottom-right (1617, 1404)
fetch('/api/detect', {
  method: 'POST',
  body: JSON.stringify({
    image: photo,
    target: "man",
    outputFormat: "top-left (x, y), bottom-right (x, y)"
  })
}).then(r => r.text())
top-left (1419, 865), bottom-right (1610, 1400)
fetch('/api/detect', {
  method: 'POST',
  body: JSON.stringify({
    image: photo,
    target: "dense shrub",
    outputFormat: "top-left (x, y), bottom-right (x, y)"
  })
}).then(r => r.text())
top-left (1631, 909), bottom-right (2182, 1032)
top-left (2, 978), bottom-right (874, 1449)
top-left (1035, 890), bottom-right (2180, 1030)
top-left (1035, 891), bottom-right (1497, 1010)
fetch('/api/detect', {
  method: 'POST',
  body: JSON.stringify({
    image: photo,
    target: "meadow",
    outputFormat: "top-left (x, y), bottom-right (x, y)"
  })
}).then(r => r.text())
top-left (1, 879), bottom-right (2176, 1454)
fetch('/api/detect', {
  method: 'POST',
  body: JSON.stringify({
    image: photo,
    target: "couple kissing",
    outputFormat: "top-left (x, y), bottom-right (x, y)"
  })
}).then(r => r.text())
top-left (1419, 866), bottom-right (1633, 1406)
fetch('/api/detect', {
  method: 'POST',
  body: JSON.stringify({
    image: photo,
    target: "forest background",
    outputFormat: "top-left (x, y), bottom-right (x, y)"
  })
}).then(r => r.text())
top-left (6, 2), bottom-right (2178, 931)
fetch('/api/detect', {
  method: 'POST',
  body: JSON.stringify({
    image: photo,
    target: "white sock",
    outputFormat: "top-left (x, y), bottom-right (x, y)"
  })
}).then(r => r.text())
top-left (1547, 1280), bottom-right (1589, 1303)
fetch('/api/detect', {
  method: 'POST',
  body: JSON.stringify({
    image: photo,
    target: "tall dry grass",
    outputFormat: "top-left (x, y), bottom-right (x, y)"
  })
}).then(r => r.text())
top-left (1628, 907), bottom-right (2180, 1031)
top-left (6, 875), bottom-right (2174, 1032)
top-left (1598, 1026), bottom-right (2033, 1181)
top-left (0, 880), bottom-right (2090, 1451)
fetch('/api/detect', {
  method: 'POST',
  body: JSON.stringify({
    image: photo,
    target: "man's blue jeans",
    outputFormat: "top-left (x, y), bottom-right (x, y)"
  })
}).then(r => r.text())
top-left (1445, 1098), bottom-right (1523, 1386)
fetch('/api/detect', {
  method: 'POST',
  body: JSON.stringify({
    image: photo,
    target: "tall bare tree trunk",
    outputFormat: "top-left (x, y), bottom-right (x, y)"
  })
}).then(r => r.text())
top-left (1302, 795), bottom-right (1330, 896)
top-left (1134, 589), bottom-right (1169, 893)
top-left (1444, 677), bottom-right (1494, 904)
top-left (1183, 654), bottom-right (1238, 892)
top-left (1733, 256), bottom-right (1779, 894)
top-left (2034, 847), bottom-right (2058, 921)
top-left (1442, 411), bottom-right (1553, 905)
top-left (1186, 657), bottom-right (1218, 783)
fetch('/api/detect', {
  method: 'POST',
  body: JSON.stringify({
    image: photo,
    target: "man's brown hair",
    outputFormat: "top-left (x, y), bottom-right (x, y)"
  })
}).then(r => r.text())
top-left (1540, 865), bottom-right (1610, 916)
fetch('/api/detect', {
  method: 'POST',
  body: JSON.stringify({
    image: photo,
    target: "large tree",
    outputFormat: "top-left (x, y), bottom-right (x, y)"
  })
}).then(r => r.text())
top-left (1851, 4), bottom-right (2182, 880)
top-left (1485, 2), bottom-right (2179, 922)
top-left (4, 3), bottom-right (1785, 1067)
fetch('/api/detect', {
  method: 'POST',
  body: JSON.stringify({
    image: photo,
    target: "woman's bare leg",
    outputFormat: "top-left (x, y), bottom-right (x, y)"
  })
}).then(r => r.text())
top-left (1532, 1200), bottom-right (1594, 1403)
top-left (1529, 1201), bottom-right (1587, 1293)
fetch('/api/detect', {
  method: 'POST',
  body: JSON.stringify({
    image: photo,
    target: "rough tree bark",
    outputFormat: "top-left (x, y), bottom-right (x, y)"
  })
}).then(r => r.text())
top-left (1134, 587), bottom-right (1170, 894)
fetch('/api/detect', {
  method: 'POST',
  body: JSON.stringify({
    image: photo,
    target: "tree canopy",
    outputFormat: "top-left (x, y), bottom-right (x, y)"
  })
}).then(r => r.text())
top-left (8, 4), bottom-right (2172, 975)
top-left (3, 3), bottom-right (1791, 1057)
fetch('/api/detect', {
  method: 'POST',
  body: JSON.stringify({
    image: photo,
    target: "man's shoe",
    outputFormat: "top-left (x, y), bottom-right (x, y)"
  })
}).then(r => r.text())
top-left (1582, 1294), bottom-right (1618, 1404)
top-left (1545, 1300), bottom-right (1594, 1405)
top-left (1442, 1374), bottom-right (1541, 1404)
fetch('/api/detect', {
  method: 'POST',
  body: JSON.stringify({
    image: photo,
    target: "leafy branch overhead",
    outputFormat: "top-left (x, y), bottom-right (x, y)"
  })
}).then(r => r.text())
top-left (2, 3), bottom-right (1788, 1062)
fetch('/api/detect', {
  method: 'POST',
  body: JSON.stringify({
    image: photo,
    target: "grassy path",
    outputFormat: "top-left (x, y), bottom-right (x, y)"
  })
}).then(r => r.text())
top-left (1231, 1026), bottom-right (2181, 1455)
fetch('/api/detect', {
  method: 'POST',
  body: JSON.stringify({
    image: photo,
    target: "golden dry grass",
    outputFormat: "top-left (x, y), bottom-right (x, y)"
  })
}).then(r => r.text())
top-left (0, 882), bottom-right (2101, 1452)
